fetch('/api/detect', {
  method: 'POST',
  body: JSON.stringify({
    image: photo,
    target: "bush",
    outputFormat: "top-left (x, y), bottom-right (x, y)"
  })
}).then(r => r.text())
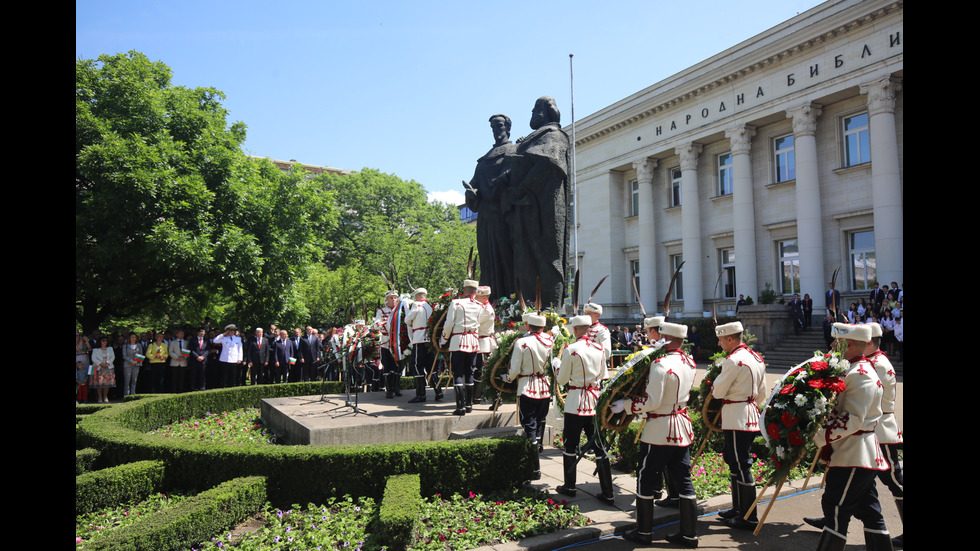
top-left (76, 447), bottom-right (100, 475)
top-left (76, 382), bottom-right (535, 506)
top-left (379, 473), bottom-right (422, 550)
top-left (88, 476), bottom-right (267, 551)
top-left (76, 460), bottom-right (165, 515)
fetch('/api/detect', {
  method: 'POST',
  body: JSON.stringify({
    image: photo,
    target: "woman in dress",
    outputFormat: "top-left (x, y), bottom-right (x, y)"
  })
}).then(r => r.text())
top-left (90, 337), bottom-right (116, 403)
top-left (75, 332), bottom-right (90, 368)
top-left (121, 332), bottom-right (142, 396)
top-left (145, 332), bottom-right (169, 393)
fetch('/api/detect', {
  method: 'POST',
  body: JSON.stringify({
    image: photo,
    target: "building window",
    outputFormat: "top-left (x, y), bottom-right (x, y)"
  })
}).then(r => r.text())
top-left (630, 180), bottom-right (639, 217)
top-left (718, 153), bottom-right (733, 196)
top-left (849, 230), bottom-right (877, 291)
top-left (774, 134), bottom-right (795, 182)
top-left (458, 205), bottom-right (477, 223)
top-left (720, 248), bottom-right (736, 298)
top-left (670, 168), bottom-right (682, 207)
top-left (671, 254), bottom-right (684, 301)
top-left (843, 112), bottom-right (870, 167)
top-left (630, 260), bottom-right (640, 303)
top-left (778, 240), bottom-right (800, 295)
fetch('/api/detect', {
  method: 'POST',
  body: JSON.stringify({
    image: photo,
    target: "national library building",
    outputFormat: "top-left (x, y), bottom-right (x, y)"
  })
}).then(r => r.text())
top-left (569, 0), bottom-right (902, 321)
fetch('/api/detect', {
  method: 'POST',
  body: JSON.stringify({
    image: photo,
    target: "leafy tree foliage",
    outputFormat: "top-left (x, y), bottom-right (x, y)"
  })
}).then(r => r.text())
top-left (76, 52), bottom-right (334, 332)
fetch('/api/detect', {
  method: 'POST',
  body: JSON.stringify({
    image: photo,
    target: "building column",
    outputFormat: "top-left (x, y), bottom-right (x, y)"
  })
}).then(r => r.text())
top-left (860, 76), bottom-right (903, 287)
top-left (787, 103), bottom-right (824, 300)
top-left (725, 124), bottom-right (758, 301)
top-left (634, 158), bottom-right (657, 313)
top-left (676, 143), bottom-right (703, 317)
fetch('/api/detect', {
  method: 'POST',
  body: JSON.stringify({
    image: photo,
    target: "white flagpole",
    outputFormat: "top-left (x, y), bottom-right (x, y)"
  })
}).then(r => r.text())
top-left (569, 54), bottom-right (579, 278)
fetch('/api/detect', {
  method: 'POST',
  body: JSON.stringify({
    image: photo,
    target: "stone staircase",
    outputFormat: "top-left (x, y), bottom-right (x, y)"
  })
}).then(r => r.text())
top-left (761, 326), bottom-right (903, 375)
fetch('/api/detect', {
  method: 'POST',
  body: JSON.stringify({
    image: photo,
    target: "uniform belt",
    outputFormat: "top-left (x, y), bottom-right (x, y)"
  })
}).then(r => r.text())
top-left (451, 331), bottom-right (478, 336)
top-left (722, 398), bottom-right (756, 404)
top-left (412, 327), bottom-right (426, 332)
top-left (646, 407), bottom-right (687, 419)
top-left (854, 429), bottom-right (874, 435)
top-left (569, 385), bottom-right (599, 390)
top-left (519, 373), bottom-right (547, 379)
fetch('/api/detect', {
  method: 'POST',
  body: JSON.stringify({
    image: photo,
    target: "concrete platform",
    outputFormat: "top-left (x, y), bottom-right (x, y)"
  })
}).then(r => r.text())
top-left (261, 389), bottom-right (524, 445)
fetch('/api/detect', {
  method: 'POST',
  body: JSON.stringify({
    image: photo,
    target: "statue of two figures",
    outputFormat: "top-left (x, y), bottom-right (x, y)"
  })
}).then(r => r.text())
top-left (463, 96), bottom-right (570, 308)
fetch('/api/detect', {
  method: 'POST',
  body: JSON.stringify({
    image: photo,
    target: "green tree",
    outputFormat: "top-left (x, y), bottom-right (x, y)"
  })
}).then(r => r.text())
top-left (76, 51), bottom-right (334, 332)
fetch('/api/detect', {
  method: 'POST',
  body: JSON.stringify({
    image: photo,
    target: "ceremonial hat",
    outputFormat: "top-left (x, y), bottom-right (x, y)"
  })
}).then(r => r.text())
top-left (832, 322), bottom-right (871, 342)
top-left (643, 316), bottom-right (665, 328)
top-left (413, 287), bottom-right (428, 297)
top-left (463, 279), bottom-right (479, 288)
top-left (224, 324), bottom-right (237, 331)
top-left (385, 289), bottom-right (399, 298)
top-left (569, 315), bottom-right (592, 327)
top-left (583, 303), bottom-right (603, 315)
top-left (476, 286), bottom-right (491, 296)
top-left (715, 321), bottom-right (743, 337)
top-left (354, 319), bottom-right (365, 325)
top-left (659, 321), bottom-right (688, 339)
top-left (868, 322), bottom-right (883, 338)
top-left (525, 314), bottom-right (546, 327)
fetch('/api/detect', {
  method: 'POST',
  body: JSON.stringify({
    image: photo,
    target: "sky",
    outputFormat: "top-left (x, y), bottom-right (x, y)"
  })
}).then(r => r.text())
top-left (77, 0), bottom-right (824, 206)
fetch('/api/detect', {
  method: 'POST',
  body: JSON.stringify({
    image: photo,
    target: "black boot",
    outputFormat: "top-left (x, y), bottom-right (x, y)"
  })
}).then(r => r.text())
top-left (472, 379), bottom-right (483, 405)
top-left (722, 482), bottom-right (758, 530)
top-left (665, 496), bottom-right (699, 548)
top-left (556, 454), bottom-right (577, 497)
top-left (658, 467), bottom-right (681, 509)
top-left (816, 529), bottom-right (846, 551)
top-left (385, 372), bottom-right (394, 398)
top-left (623, 497), bottom-right (654, 544)
top-left (531, 444), bottom-right (541, 480)
top-left (391, 372), bottom-right (402, 396)
top-left (891, 498), bottom-right (903, 548)
top-left (408, 377), bottom-right (426, 403)
top-left (865, 528), bottom-right (895, 551)
top-left (452, 385), bottom-right (465, 415)
top-left (803, 516), bottom-right (827, 530)
top-left (596, 456), bottom-right (615, 505)
top-left (464, 385), bottom-right (473, 413)
top-left (716, 476), bottom-right (739, 518)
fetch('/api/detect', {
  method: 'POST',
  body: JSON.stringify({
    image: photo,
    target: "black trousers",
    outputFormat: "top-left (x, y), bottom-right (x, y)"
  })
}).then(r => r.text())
top-left (723, 430), bottom-right (759, 484)
top-left (821, 467), bottom-right (886, 536)
top-left (636, 443), bottom-right (694, 500)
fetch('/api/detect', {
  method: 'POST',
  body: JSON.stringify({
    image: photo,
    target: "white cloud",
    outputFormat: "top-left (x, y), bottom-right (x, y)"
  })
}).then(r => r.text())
top-left (427, 189), bottom-right (465, 206)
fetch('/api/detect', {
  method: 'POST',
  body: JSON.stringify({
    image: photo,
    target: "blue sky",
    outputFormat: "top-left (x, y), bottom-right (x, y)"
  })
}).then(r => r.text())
top-left (77, 0), bottom-right (823, 206)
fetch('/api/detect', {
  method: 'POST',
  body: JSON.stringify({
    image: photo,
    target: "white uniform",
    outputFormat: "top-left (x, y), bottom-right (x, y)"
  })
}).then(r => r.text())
top-left (441, 297), bottom-right (482, 353)
top-left (507, 332), bottom-right (553, 399)
top-left (477, 301), bottom-right (497, 354)
top-left (405, 300), bottom-right (433, 346)
top-left (868, 350), bottom-right (902, 445)
top-left (813, 356), bottom-right (888, 470)
top-left (557, 336), bottom-right (606, 415)
top-left (711, 344), bottom-right (768, 431)
top-left (373, 305), bottom-right (394, 350)
top-left (628, 349), bottom-right (697, 446)
top-left (587, 321), bottom-right (612, 362)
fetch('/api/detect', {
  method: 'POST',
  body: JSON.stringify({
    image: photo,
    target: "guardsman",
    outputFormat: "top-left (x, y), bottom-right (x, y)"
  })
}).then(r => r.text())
top-left (473, 285), bottom-right (496, 405)
top-left (504, 313), bottom-right (552, 479)
top-left (374, 290), bottom-right (403, 398)
top-left (441, 280), bottom-right (482, 415)
top-left (584, 302), bottom-right (612, 364)
top-left (711, 321), bottom-right (768, 530)
top-left (866, 323), bottom-right (903, 548)
top-left (404, 288), bottom-right (433, 403)
top-left (555, 315), bottom-right (614, 505)
top-left (614, 321), bottom-right (698, 547)
top-left (806, 323), bottom-right (891, 551)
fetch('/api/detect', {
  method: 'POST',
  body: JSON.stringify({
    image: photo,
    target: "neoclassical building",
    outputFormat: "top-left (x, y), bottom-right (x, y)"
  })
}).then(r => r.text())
top-left (569, 0), bottom-right (902, 321)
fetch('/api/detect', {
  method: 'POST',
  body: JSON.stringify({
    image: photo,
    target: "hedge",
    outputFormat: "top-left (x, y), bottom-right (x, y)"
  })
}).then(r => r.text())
top-left (76, 382), bottom-right (534, 506)
top-left (76, 447), bottom-right (100, 475)
top-left (76, 460), bottom-right (165, 515)
top-left (379, 473), bottom-right (422, 550)
top-left (88, 476), bottom-right (267, 551)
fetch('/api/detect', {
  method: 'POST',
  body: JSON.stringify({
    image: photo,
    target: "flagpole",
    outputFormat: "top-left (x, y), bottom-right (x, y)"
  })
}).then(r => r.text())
top-left (569, 53), bottom-right (579, 281)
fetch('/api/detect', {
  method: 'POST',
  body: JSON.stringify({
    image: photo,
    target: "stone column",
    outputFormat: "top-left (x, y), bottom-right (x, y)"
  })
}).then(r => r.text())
top-left (676, 143), bottom-right (703, 317)
top-left (787, 103), bottom-right (824, 300)
top-left (860, 77), bottom-right (903, 287)
top-left (633, 158), bottom-right (657, 312)
top-left (725, 124), bottom-right (758, 301)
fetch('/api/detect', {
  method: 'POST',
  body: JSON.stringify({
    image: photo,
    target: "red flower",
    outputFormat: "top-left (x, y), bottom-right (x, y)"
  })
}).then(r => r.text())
top-left (779, 384), bottom-right (795, 395)
top-left (767, 423), bottom-right (781, 439)
top-left (810, 361), bottom-right (829, 371)
top-left (824, 378), bottom-right (846, 393)
top-left (781, 411), bottom-right (799, 427)
top-left (788, 429), bottom-right (804, 446)
top-left (808, 379), bottom-right (824, 389)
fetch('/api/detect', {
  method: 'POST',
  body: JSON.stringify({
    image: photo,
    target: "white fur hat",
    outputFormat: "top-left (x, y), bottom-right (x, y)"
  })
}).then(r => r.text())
top-left (583, 303), bottom-right (603, 315)
top-left (525, 314), bottom-right (546, 327)
top-left (659, 321), bottom-right (688, 339)
top-left (476, 286), bottom-right (492, 296)
top-left (715, 321), bottom-right (744, 337)
top-left (462, 279), bottom-right (479, 288)
top-left (569, 315), bottom-right (592, 328)
top-left (832, 323), bottom-right (871, 342)
top-left (643, 316), bottom-right (665, 329)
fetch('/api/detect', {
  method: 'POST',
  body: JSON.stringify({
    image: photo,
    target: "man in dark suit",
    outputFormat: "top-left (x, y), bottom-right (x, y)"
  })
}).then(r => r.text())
top-left (188, 327), bottom-right (210, 391)
top-left (870, 285), bottom-right (886, 305)
top-left (245, 328), bottom-right (270, 385)
top-left (271, 329), bottom-right (293, 384)
top-left (298, 326), bottom-right (321, 382)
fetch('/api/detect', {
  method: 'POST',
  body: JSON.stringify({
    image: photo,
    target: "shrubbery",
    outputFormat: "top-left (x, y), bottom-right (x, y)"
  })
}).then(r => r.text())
top-left (76, 460), bottom-right (165, 515)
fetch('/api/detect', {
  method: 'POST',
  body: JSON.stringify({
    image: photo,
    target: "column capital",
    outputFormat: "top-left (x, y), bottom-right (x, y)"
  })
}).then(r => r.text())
top-left (725, 124), bottom-right (756, 156)
top-left (859, 76), bottom-right (901, 116)
top-left (675, 143), bottom-right (702, 171)
top-left (632, 158), bottom-right (657, 183)
top-left (786, 103), bottom-right (822, 137)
